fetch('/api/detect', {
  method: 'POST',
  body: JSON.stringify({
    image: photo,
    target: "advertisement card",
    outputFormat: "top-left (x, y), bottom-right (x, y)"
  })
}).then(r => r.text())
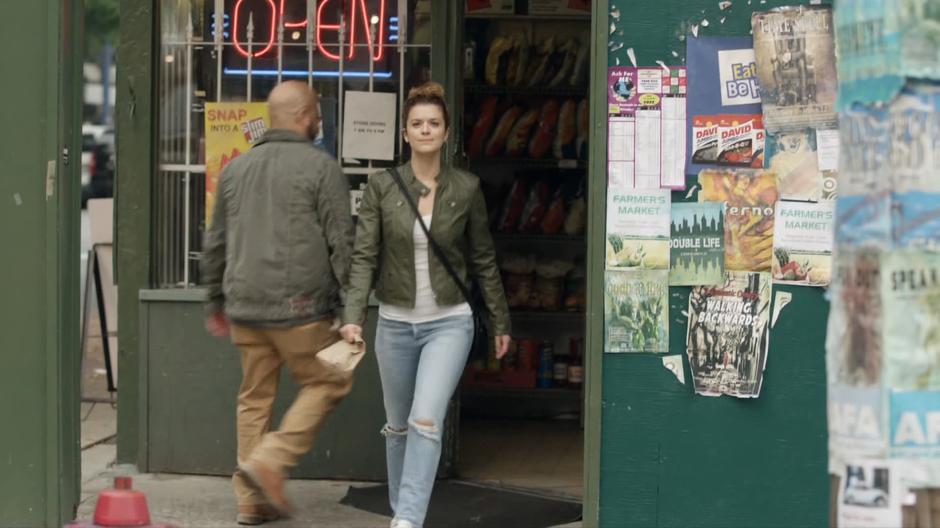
top-left (604, 270), bottom-right (669, 353)
top-left (698, 169), bottom-right (779, 272)
top-left (827, 249), bottom-right (884, 388)
top-left (836, 104), bottom-right (892, 249)
top-left (606, 188), bottom-right (671, 269)
top-left (686, 271), bottom-right (772, 398)
top-left (836, 461), bottom-right (903, 528)
top-left (752, 6), bottom-right (839, 132)
top-left (764, 128), bottom-right (829, 202)
top-left (669, 202), bottom-right (725, 286)
top-left (772, 201), bottom-right (835, 286)
top-left (204, 102), bottom-right (270, 225)
top-left (686, 36), bottom-right (763, 176)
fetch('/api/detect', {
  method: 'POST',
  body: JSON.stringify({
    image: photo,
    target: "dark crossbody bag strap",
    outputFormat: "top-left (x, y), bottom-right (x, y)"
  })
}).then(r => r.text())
top-left (386, 167), bottom-right (481, 316)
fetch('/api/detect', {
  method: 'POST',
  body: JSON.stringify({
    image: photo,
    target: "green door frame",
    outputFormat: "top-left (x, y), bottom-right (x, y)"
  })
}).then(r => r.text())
top-left (115, 0), bottom-right (155, 467)
top-left (0, 0), bottom-right (82, 525)
top-left (584, 1), bottom-right (608, 526)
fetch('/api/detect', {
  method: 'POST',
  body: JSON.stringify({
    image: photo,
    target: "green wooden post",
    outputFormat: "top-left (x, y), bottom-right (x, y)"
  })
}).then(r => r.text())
top-left (0, 0), bottom-right (82, 525)
top-left (115, 0), bottom-right (155, 468)
top-left (596, 2), bottom-right (829, 526)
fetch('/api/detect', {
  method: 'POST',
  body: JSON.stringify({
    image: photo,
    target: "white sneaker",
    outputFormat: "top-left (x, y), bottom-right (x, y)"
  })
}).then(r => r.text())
top-left (390, 520), bottom-right (415, 528)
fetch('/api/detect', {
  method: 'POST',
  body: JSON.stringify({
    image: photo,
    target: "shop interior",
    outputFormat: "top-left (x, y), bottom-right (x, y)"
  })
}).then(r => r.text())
top-left (454, 3), bottom-right (590, 500)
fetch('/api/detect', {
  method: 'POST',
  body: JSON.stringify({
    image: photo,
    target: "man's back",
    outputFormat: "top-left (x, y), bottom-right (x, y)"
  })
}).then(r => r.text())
top-left (202, 129), bottom-right (354, 327)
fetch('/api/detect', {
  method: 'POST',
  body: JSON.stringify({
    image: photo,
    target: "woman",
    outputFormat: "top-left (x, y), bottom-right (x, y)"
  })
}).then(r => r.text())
top-left (340, 82), bottom-right (511, 528)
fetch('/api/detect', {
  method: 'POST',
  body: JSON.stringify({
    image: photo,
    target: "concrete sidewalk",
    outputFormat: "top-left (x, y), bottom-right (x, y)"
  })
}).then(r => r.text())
top-left (78, 403), bottom-right (581, 527)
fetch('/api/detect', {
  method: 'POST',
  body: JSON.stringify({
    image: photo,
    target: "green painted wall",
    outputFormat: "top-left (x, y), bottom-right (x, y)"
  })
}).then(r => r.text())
top-left (597, 2), bottom-right (829, 527)
top-left (0, 0), bottom-right (81, 525)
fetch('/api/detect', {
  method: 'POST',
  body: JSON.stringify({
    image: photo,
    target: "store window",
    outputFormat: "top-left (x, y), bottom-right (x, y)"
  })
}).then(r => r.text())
top-left (156, 0), bottom-right (432, 288)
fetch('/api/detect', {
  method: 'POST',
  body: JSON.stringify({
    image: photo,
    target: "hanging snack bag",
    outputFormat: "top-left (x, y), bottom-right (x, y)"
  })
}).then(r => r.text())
top-left (505, 108), bottom-right (540, 157)
top-left (485, 105), bottom-right (523, 157)
top-left (496, 179), bottom-right (528, 233)
top-left (717, 114), bottom-right (762, 166)
top-left (518, 180), bottom-right (552, 233)
top-left (691, 115), bottom-right (720, 165)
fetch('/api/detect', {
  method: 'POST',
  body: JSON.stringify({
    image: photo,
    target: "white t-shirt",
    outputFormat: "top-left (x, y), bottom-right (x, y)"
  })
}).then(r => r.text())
top-left (379, 214), bottom-right (473, 324)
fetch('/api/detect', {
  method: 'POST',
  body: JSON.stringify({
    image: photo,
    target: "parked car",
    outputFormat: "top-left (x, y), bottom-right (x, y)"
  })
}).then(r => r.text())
top-left (844, 483), bottom-right (888, 507)
top-left (81, 124), bottom-right (114, 208)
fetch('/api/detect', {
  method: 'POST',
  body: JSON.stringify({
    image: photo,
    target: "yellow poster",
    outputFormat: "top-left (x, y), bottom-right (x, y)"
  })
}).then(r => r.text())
top-left (204, 102), bottom-right (270, 224)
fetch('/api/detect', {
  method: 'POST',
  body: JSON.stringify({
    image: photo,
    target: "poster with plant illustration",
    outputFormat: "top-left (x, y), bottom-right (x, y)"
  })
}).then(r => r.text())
top-left (882, 251), bottom-right (940, 391)
top-left (686, 271), bottom-right (771, 398)
top-left (669, 202), bottom-right (725, 285)
top-left (606, 188), bottom-right (671, 269)
top-left (604, 270), bottom-right (669, 353)
top-left (698, 169), bottom-right (779, 272)
top-left (772, 201), bottom-right (834, 286)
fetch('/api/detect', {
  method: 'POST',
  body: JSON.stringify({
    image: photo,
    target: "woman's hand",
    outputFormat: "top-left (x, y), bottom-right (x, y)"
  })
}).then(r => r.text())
top-left (340, 324), bottom-right (363, 343)
top-left (494, 335), bottom-right (511, 359)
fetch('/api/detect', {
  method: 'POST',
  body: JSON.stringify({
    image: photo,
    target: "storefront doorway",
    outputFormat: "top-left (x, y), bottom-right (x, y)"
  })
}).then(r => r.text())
top-left (453, 2), bottom-right (591, 501)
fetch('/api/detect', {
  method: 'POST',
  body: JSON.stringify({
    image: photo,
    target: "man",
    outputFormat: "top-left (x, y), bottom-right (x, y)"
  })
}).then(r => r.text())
top-left (202, 81), bottom-right (355, 525)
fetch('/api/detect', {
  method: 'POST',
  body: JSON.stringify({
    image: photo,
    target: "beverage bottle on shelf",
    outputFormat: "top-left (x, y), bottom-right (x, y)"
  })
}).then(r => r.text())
top-left (553, 349), bottom-right (569, 388)
top-left (538, 341), bottom-right (554, 388)
top-left (567, 337), bottom-right (584, 390)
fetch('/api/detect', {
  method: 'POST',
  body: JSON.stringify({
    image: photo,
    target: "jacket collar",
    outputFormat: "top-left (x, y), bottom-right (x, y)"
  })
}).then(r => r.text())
top-left (254, 128), bottom-right (310, 146)
top-left (400, 161), bottom-right (452, 196)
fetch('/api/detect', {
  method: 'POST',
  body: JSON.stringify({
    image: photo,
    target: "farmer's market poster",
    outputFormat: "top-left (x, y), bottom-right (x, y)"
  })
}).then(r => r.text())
top-left (772, 201), bottom-right (834, 286)
top-left (606, 188), bottom-right (670, 269)
top-left (205, 102), bottom-right (270, 224)
top-left (670, 202), bottom-right (725, 286)
top-left (604, 269), bottom-right (669, 353)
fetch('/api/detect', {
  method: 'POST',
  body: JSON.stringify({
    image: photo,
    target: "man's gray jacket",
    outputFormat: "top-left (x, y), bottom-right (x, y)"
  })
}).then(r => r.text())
top-left (202, 129), bottom-right (354, 327)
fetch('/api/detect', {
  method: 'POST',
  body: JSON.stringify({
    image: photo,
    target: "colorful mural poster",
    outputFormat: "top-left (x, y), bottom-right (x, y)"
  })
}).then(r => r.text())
top-left (698, 169), bottom-right (779, 272)
top-left (835, 0), bottom-right (906, 110)
top-left (764, 128), bottom-right (840, 202)
top-left (606, 188), bottom-right (671, 269)
top-left (604, 270), bottom-right (669, 353)
top-left (772, 201), bottom-right (835, 286)
top-left (669, 202), bottom-right (725, 286)
top-left (685, 36), bottom-right (764, 175)
top-left (836, 104), bottom-right (892, 248)
top-left (204, 102), bottom-right (270, 224)
top-left (890, 84), bottom-right (940, 250)
top-left (881, 251), bottom-right (940, 391)
top-left (686, 271), bottom-right (772, 398)
top-left (752, 6), bottom-right (839, 132)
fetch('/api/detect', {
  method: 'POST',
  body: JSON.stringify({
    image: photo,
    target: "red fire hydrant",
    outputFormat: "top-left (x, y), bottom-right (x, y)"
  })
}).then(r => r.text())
top-left (66, 476), bottom-right (177, 528)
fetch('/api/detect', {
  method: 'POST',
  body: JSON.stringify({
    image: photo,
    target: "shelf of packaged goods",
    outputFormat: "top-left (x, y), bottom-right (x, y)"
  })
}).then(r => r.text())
top-left (460, 386), bottom-right (582, 399)
top-left (469, 158), bottom-right (587, 170)
top-left (464, 83), bottom-right (589, 98)
top-left (509, 310), bottom-right (585, 323)
top-left (465, 14), bottom-right (591, 22)
top-left (491, 233), bottom-right (586, 246)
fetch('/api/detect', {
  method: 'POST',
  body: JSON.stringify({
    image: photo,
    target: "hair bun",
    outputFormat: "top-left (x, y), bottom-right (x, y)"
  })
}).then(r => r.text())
top-left (408, 81), bottom-right (445, 101)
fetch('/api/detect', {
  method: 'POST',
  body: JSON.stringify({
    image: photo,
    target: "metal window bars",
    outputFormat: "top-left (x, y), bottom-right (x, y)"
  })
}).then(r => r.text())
top-left (155, 0), bottom-right (426, 288)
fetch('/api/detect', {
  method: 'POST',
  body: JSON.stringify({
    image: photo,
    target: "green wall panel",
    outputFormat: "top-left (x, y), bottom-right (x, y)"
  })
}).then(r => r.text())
top-left (600, 2), bottom-right (830, 527)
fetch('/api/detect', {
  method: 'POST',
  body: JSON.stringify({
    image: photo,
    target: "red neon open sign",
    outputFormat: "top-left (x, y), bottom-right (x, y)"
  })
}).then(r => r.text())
top-left (232, 0), bottom-right (388, 61)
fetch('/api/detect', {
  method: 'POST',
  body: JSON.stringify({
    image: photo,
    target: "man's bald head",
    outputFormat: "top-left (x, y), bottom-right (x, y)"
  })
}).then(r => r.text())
top-left (267, 81), bottom-right (320, 139)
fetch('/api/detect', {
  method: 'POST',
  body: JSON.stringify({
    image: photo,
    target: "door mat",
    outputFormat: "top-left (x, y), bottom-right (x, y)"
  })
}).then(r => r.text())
top-left (340, 480), bottom-right (582, 528)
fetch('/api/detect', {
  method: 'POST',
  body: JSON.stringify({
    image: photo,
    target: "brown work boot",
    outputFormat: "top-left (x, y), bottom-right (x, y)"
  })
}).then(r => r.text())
top-left (236, 504), bottom-right (279, 525)
top-left (239, 460), bottom-right (293, 518)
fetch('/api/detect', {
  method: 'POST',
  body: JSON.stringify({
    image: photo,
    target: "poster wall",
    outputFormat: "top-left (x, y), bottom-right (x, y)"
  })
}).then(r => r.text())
top-left (204, 102), bottom-right (270, 224)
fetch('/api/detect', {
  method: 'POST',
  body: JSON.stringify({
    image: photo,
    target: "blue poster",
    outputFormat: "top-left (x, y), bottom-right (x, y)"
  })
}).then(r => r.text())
top-left (835, 0), bottom-right (905, 110)
top-left (890, 390), bottom-right (940, 458)
top-left (685, 36), bottom-right (763, 176)
top-left (836, 194), bottom-right (893, 249)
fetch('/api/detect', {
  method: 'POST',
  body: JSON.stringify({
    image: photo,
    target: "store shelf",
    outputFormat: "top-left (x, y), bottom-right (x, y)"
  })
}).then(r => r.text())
top-left (461, 386), bottom-right (581, 398)
top-left (465, 13), bottom-right (591, 21)
top-left (464, 83), bottom-right (589, 98)
top-left (492, 233), bottom-right (586, 246)
top-left (469, 157), bottom-right (586, 170)
top-left (510, 309), bottom-right (585, 323)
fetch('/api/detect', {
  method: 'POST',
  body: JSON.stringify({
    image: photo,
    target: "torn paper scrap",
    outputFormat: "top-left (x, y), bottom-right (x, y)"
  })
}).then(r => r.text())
top-left (662, 355), bottom-right (686, 385)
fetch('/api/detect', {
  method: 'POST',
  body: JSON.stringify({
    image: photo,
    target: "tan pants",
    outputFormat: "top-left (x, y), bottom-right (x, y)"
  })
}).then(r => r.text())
top-left (230, 320), bottom-right (354, 507)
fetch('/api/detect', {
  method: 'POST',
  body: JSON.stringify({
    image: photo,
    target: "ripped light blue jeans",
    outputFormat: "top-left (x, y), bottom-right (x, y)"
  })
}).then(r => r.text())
top-left (375, 314), bottom-right (474, 528)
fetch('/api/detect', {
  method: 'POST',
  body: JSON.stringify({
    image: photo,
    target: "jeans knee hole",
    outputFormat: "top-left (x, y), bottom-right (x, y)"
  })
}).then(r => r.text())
top-left (381, 424), bottom-right (407, 437)
top-left (409, 418), bottom-right (440, 441)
